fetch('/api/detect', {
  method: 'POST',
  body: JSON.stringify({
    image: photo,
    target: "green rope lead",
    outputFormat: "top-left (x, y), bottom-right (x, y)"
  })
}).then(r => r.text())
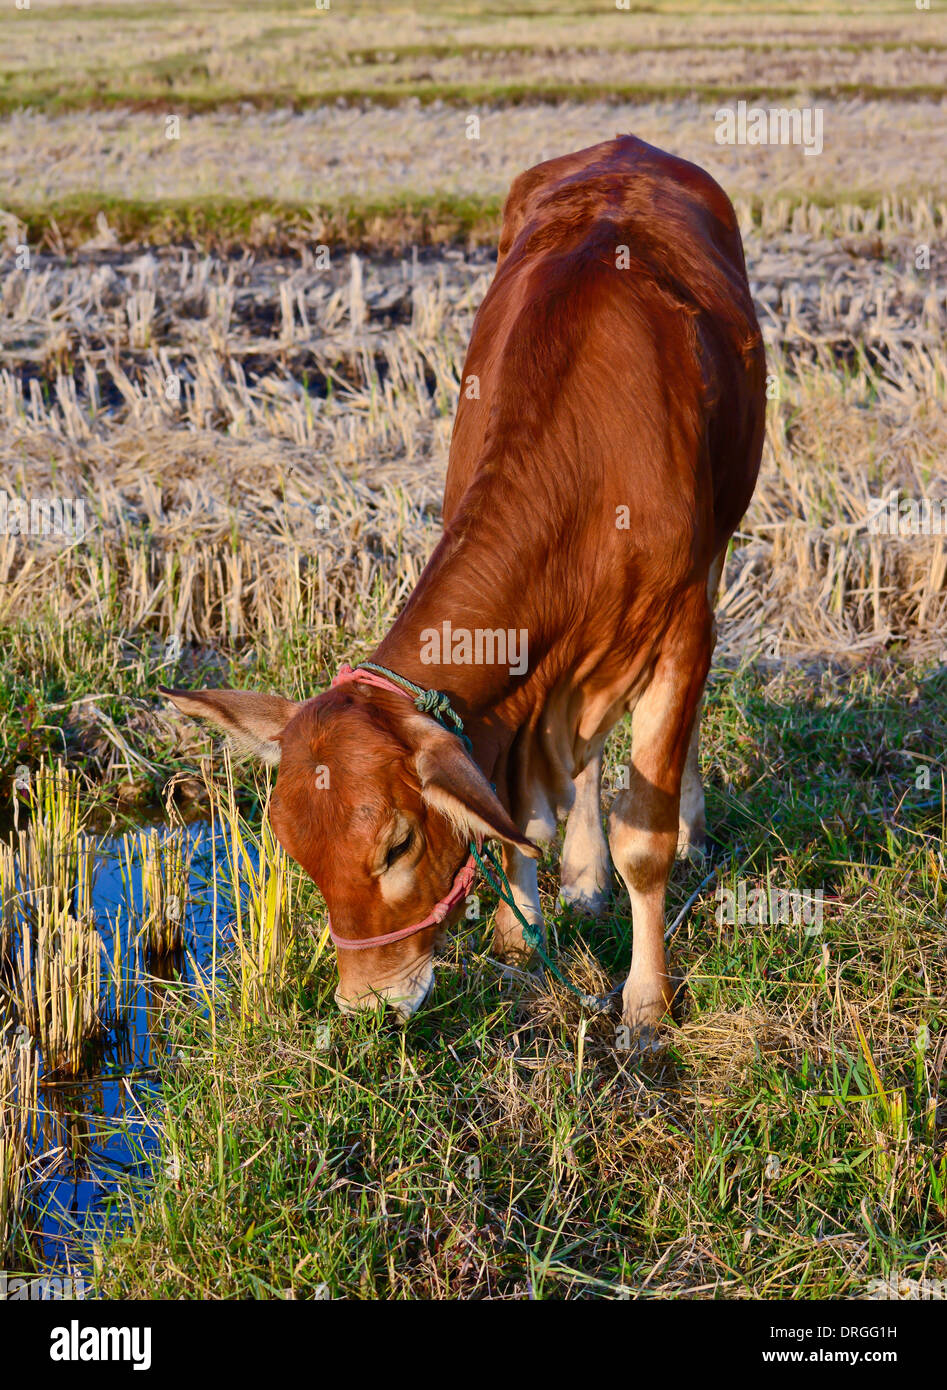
top-left (471, 840), bottom-right (616, 1012)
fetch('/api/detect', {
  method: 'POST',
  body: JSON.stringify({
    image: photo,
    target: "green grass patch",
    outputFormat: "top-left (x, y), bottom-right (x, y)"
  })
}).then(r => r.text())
top-left (6, 191), bottom-right (505, 253)
top-left (7, 186), bottom-right (942, 257)
top-left (89, 654), bottom-right (947, 1298)
top-left (4, 630), bottom-right (943, 1298)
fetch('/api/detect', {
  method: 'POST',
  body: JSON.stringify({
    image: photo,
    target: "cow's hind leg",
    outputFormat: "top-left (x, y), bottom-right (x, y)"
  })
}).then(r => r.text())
top-left (677, 549), bottom-right (725, 861)
top-left (609, 597), bottom-right (711, 1036)
top-left (559, 743), bottom-right (612, 916)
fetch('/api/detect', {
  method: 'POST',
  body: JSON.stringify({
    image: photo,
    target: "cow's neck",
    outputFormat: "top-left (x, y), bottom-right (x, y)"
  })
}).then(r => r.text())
top-left (368, 514), bottom-right (540, 766)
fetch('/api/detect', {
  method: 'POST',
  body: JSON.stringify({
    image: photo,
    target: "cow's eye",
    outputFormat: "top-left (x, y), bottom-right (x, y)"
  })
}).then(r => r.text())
top-left (385, 832), bottom-right (413, 869)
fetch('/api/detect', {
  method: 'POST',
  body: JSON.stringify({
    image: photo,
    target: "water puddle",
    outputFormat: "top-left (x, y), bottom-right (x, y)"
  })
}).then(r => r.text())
top-left (27, 822), bottom-right (222, 1270)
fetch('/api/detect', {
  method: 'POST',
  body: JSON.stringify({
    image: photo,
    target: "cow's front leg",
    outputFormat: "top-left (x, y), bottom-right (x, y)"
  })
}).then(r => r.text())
top-left (492, 844), bottom-right (544, 961)
top-left (608, 602), bottom-right (711, 1036)
top-left (560, 744), bottom-right (612, 915)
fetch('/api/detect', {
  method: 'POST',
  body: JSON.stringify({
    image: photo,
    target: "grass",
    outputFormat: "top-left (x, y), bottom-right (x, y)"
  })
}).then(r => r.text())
top-left (3, 100), bottom-right (945, 234)
top-left (210, 752), bottom-right (302, 1026)
top-left (4, 542), bottom-right (944, 1291)
top-left (0, 749), bottom-right (306, 1264)
top-left (2, 764), bottom-right (108, 1081)
top-left (4, 192), bottom-right (507, 253)
top-left (122, 827), bottom-right (193, 955)
top-left (0, 1023), bottom-right (37, 1260)
top-left (10, 187), bottom-right (942, 257)
top-left (0, 764), bottom-right (163, 1255)
top-left (13, 886), bottom-right (105, 1079)
top-left (85, 661), bottom-right (947, 1299)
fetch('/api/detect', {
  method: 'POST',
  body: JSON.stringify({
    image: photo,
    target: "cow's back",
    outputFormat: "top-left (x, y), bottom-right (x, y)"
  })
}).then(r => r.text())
top-left (444, 137), bottom-right (765, 582)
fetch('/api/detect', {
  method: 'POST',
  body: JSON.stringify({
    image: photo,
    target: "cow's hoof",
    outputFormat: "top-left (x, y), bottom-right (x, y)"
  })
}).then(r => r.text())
top-left (676, 832), bottom-right (708, 863)
top-left (620, 981), bottom-right (673, 1041)
top-left (558, 881), bottom-right (611, 917)
top-left (492, 936), bottom-right (544, 970)
top-left (618, 1022), bottom-right (666, 1057)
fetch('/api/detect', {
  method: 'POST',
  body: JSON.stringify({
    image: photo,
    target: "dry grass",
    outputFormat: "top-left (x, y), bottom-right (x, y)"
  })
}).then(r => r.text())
top-left (2, 99), bottom-right (946, 232)
top-left (1, 764), bottom-right (106, 1078)
top-left (0, 1022), bottom-right (38, 1260)
top-left (207, 753), bottom-right (307, 1026)
top-left (121, 827), bottom-right (192, 955)
top-left (13, 888), bottom-right (105, 1079)
top-left (0, 233), bottom-right (944, 700)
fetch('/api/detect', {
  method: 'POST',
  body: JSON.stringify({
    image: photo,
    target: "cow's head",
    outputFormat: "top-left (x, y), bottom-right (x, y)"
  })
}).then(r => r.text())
top-left (161, 683), bottom-right (538, 1019)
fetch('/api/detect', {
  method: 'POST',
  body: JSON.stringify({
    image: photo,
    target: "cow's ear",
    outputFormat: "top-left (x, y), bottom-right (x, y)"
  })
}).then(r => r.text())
top-left (160, 687), bottom-right (300, 766)
top-left (414, 727), bottom-right (540, 859)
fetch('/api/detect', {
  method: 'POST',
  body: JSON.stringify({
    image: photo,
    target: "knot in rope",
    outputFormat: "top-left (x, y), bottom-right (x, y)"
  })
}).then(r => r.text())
top-left (415, 687), bottom-right (454, 721)
top-left (357, 662), bottom-right (473, 751)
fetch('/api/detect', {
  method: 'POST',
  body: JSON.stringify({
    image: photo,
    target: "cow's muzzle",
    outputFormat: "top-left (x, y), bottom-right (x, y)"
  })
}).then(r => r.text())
top-left (334, 958), bottom-right (435, 1022)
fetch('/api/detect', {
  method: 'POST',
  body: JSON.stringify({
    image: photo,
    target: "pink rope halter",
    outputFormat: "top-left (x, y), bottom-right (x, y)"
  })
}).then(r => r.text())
top-left (326, 664), bottom-right (477, 951)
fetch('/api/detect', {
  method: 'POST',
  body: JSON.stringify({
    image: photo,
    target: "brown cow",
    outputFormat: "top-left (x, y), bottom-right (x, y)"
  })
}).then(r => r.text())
top-left (163, 136), bottom-right (765, 1036)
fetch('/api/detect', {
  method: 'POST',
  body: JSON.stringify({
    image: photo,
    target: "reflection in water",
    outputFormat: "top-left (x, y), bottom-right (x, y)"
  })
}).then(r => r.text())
top-left (18, 821), bottom-right (226, 1272)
